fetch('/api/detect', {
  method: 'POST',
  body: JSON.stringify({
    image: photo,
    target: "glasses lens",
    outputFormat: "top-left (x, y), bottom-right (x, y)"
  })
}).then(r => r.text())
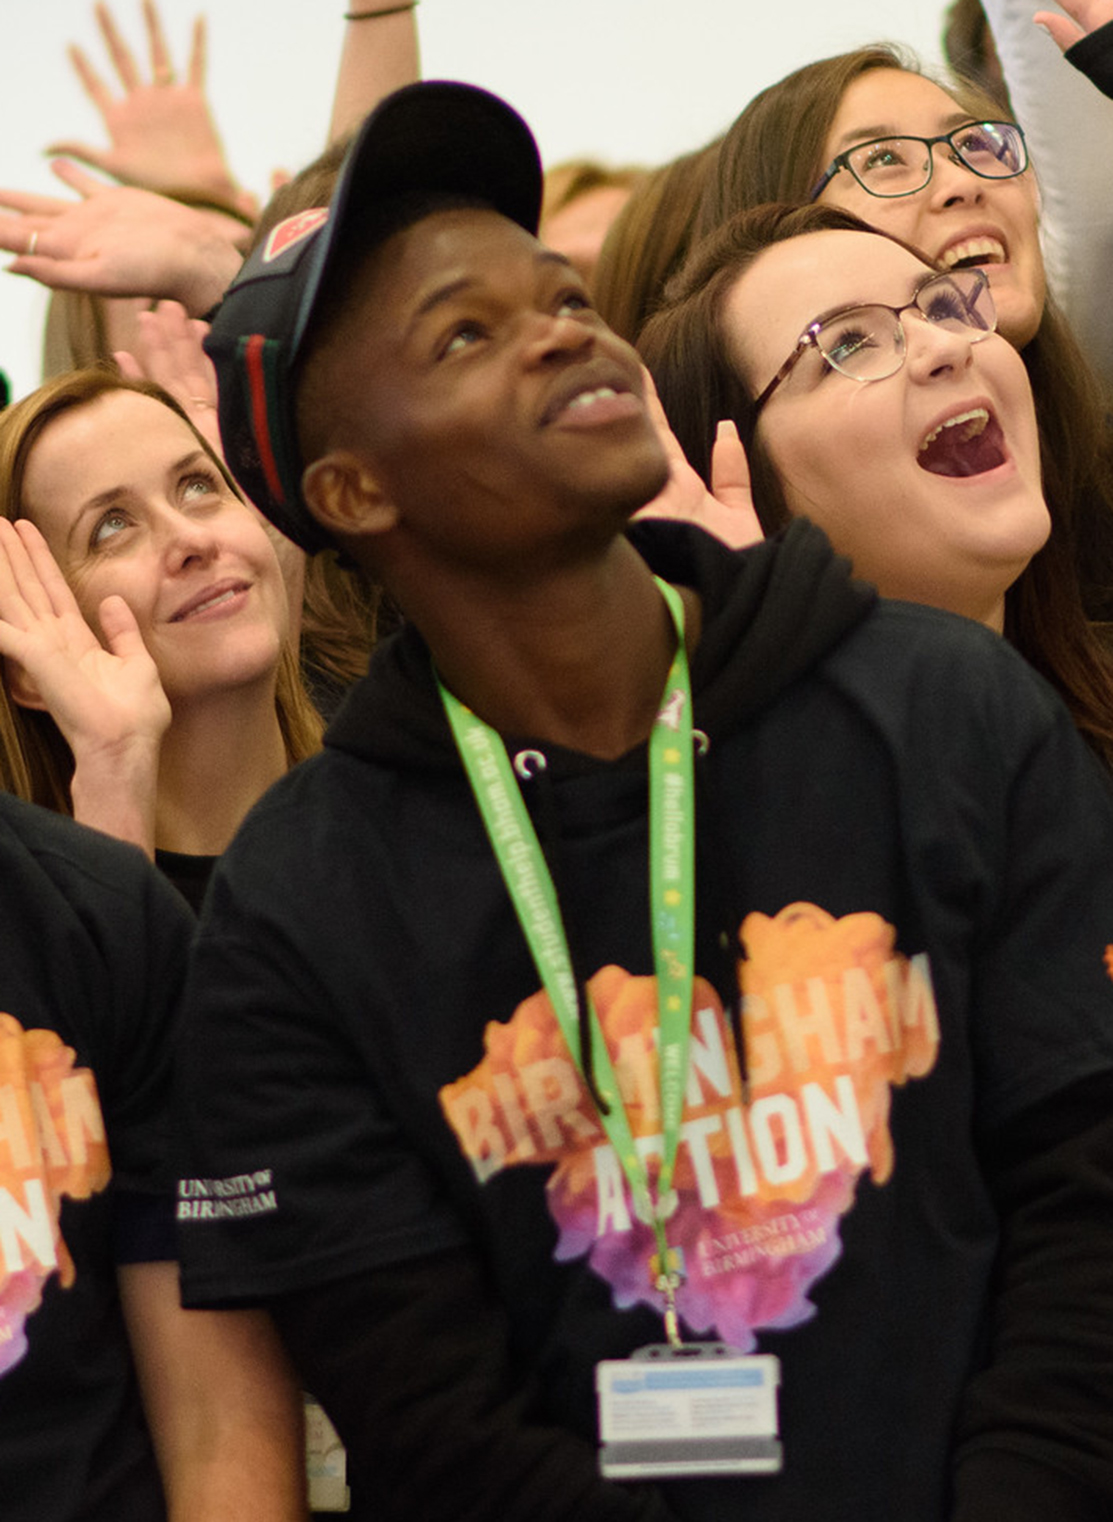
top-left (951, 122), bottom-right (1026, 178)
top-left (916, 272), bottom-right (997, 336)
top-left (815, 307), bottom-right (905, 380)
top-left (848, 138), bottom-right (931, 196)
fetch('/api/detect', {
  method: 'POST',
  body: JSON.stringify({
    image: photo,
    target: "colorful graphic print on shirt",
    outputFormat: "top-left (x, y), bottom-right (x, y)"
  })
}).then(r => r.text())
top-left (0, 1014), bottom-right (110, 1374)
top-left (440, 903), bottom-right (939, 1350)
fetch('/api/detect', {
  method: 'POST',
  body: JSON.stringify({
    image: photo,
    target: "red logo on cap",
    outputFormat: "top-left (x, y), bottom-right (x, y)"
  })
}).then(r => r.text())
top-left (263, 208), bottom-right (329, 263)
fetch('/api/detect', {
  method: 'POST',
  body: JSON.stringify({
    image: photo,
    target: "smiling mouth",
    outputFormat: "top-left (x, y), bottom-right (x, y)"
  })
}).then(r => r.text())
top-left (939, 236), bottom-right (1006, 272)
top-left (917, 408), bottom-right (1007, 477)
top-left (171, 585), bottom-right (246, 622)
top-left (564, 385), bottom-right (622, 412)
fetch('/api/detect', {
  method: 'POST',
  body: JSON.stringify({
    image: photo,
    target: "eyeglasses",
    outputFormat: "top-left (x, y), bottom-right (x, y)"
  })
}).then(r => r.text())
top-left (810, 121), bottom-right (1027, 200)
top-left (752, 267), bottom-right (996, 413)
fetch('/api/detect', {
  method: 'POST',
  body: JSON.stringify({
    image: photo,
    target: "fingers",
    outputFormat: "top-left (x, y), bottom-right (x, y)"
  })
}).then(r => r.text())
top-left (709, 420), bottom-right (763, 549)
top-left (188, 15), bottom-right (207, 88)
top-left (96, 0), bottom-right (142, 92)
top-left (0, 187), bottom-right (71, 216)
top-left (50, 160), bottom-right (105, 199)
top-left (710, 420), bottom-right (751, 501)
top-left (0, 519), bottom-right (55, 628)
top-left (42, 140), bottom-right (112, 177)
top-left (143, 0), bottom-right (173, 80)
top-left (640, 365), bottom-right (687, 469)
top-left (10, 521), bottom-right (84, 621)
top-left (1034, 11), bottom-right (1085, 49)
top-left (113, 348), bottom-right (143, 381)
top-left (97, 592), bottom-right (144, 654)
top-left (67, 42), bottom-right (114, 116)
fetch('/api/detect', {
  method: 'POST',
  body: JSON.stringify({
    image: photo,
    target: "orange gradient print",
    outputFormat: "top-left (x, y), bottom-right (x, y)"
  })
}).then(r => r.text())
top-left (440, 903), bottom-right (940, 1349)
top-left (0, 1014), bottom-right (110, 1375)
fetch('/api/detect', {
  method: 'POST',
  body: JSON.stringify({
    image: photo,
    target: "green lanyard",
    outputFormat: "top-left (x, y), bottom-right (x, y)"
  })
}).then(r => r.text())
top-left (438, 578), bottom-right (695, 1341)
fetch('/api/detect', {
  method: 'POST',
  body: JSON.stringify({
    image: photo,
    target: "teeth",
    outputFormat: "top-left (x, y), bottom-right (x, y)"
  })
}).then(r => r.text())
top-left (182, 588), bottom-right (238, 619)
top-left (919, 408), bottom-right (990, 453)
top-left (939, 237), bottom-right (1005, 269)
top-left (565, 386), bottom-right (618, 411)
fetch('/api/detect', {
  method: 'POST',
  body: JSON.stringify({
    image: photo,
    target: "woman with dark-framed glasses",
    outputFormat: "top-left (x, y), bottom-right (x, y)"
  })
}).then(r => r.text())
top-left (640, 202), bottom-right (1113, 770)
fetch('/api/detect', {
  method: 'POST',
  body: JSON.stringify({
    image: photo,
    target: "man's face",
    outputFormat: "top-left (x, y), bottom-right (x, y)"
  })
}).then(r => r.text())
top-left (302, 207), bottom-right (669, 575)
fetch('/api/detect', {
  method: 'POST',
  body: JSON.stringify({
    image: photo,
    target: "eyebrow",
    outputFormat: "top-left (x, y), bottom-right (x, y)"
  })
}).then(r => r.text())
top-left (405, 248), bottom-right (577, 335)
top-left (795, 269), bottom-right (935, 338)
top-left (68, 449), bottom-right (213, 550)
top-left (829, 110), bottom-right (977, 156)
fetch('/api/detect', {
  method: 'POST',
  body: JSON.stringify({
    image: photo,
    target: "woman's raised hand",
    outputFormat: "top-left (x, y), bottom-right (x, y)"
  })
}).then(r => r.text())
top-left (0, 518), bottom-right (169, 852)
top-left (47, 1), bottom-right (256, 218)
top-left (634, 367), bottom-right (763, 549)
top-left (0, 163), bottom-right (246, 315)
top-left (1034, 1), bottom-right (1113, 51)
top-left (115, 300), bottom-right (222, 455)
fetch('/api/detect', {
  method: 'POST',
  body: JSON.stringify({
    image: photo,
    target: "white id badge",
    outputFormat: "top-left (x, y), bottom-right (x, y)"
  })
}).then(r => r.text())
top-left (304, 1394), bottom-right (351, 1512)
top-left (596, 1344), bottom-right (782, 1479)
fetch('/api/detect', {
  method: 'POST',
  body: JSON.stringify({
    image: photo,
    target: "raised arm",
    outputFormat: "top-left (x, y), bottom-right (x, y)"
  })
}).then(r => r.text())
top-left (328, 4), bottom-right (421, 145)
top-left (0, 163), bottom-right (246, 316)
top-left (49, 0), bottom-right (255, 217)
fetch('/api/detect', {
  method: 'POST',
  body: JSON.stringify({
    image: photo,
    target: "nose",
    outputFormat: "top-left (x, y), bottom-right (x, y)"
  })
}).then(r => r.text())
top-left (904, 311), bottom-right (977, 382)
top-left (927, 141), bottom-right (985, 209)
top-left (162, 509), bottom-right (220, 572)
top-left (521, 309), bottom-right (595, 368)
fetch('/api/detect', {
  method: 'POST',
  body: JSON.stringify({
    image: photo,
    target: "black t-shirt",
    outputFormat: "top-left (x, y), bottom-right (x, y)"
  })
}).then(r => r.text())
top-left (0, 797), bottom-right (192, 1522)
top-left (176, 531), bottom-right (1113, 1519)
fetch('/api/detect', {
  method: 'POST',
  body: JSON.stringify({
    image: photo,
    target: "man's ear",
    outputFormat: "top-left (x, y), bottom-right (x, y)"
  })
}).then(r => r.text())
top-left (3, 657), bottom-right (46, 713)
top-left (302, 451), bottom-right (399, 541)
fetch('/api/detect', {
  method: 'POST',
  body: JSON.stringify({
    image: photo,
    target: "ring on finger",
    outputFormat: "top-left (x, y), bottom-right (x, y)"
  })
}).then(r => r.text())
top-left (26, 230), bottom-right (38, 257)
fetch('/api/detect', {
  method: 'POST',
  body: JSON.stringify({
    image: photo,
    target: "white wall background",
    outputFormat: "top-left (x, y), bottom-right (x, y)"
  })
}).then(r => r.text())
top-left (0, 1), bottom-right (948, 400)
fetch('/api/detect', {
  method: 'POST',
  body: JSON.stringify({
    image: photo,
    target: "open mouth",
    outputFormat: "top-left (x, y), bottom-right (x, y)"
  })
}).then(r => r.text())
top-left (938, 236), bottom-right (1006, 272)
top-left (917, 408), bottom-right (1007, 477)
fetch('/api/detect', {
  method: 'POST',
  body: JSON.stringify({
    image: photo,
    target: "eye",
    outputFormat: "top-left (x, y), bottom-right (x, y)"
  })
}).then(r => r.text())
top-left (556, 290), bottom-right (591, 317)
top-left (89, 507), bottom-right (131, 550)
top-left (859, 140), bottom-right (911, 174)
top-left (440, 322), bottom-right (487, 359)
top-left (821, 320), bottom-right (881, 371)
top-left (180, 468), bottom-right (223, 503)
top-left (921, 287), bottom-right (970, 324)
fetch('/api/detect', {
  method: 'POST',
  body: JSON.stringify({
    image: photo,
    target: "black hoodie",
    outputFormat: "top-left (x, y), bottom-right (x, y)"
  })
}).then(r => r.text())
top-left (177, 520), bottom-right (1113, 1521)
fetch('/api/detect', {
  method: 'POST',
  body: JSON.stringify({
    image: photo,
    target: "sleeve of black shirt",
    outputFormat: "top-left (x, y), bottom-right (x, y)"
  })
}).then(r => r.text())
top-left (951, 1070), bottom-right (1113, 1520)
top-left (1065, 20), bottom-right (1113, 99)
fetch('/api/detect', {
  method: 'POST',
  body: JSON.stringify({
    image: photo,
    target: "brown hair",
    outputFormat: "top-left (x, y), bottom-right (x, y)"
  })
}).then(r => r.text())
top-left (688, 44), bottom-right (1113, 629)
top-left (0, 368), bottom-right (322, 813)
top-left (593, 139), bottom-right (722, 344)
top-left (641, 202), bottom-right (1113, 769)
top-left (942, 0), bottom-right (1010, 109)
top-left (541, 159), bottom-right (644, 223)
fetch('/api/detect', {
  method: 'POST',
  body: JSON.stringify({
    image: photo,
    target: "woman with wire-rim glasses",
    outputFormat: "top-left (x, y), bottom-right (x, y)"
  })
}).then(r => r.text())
top-left (640, 201), bottom-right (1113, 772)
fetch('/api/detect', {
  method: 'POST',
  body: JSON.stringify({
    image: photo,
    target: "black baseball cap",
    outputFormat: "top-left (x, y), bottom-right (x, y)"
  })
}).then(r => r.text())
top-left (205, 81), bottom-right (544, 551)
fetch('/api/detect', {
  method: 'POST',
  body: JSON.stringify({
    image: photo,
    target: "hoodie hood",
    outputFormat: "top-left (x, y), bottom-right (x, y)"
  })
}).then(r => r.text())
top-left (326, 518), bottom-right (876, 773)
